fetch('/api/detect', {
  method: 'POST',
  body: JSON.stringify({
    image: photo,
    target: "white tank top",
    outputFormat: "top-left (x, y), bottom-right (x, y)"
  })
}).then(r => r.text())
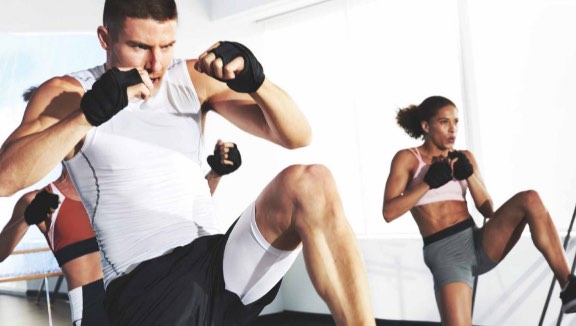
top-left (65, 59), bottom-right (220, 287)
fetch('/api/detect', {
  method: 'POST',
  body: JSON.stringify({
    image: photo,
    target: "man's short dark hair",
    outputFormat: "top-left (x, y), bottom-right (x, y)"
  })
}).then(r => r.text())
top-left (103, 0), bottom-right (178, 38)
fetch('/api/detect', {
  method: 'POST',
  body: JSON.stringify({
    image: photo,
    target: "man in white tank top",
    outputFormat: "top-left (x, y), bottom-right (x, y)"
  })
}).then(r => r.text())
top-left (0, 0), bottom-right (375, 325)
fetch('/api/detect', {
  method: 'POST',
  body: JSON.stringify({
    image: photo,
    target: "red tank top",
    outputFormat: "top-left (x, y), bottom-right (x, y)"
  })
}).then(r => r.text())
top-left (41, 183), bottom-right (99, 266)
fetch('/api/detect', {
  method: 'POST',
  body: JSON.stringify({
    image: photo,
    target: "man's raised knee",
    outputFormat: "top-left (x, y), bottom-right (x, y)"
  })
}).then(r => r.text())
top-left (281, 164), bottom-right (342, 226)
top-left (283, 164), bottom-right (335, 199)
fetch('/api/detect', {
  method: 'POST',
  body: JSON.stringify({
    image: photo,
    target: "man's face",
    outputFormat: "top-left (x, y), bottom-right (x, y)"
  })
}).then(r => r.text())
top-left (105, 17), bottom-right (177, 94)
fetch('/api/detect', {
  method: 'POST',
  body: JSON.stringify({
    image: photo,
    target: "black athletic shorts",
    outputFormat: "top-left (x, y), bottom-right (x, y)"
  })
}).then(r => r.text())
top-left (104, 221), bottom-right (281, 326)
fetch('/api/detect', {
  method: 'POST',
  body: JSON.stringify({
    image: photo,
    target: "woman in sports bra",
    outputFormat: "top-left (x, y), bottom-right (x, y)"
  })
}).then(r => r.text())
top-left (0, 165), bottom-right (107, 326)
top-left (382, 95), bottom-right (576, 325)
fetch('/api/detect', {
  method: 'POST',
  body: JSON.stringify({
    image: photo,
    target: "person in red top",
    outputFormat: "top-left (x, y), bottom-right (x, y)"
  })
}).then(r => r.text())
top-left (0, 165), bottom-right (107, 326)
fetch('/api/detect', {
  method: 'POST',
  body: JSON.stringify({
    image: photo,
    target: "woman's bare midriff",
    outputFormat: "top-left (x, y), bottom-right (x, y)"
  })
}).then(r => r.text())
top-left (411, 200), bottom-right (471, 237)
top-left (61, 251), bottom-right (103, 290)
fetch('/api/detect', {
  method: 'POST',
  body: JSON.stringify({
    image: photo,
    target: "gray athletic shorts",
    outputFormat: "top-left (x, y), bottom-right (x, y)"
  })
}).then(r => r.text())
top-left (423, 218), bottom-right (498, 292)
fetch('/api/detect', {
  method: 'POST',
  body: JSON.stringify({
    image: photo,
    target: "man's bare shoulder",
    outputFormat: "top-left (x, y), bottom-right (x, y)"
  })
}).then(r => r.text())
top-left (185, 59), bottom-right (230, 106)
top-left (1, 75), bottom-right (85, 150)
top-left (43, 75), bottom-right (83, 91)
top-left (34, 75), bottom-right (84, 102)
top-left (24, 75), bottom-right (84, 123)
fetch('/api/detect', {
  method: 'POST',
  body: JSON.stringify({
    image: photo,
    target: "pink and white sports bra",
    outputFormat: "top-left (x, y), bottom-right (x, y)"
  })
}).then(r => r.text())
top-left (405, 148), bottom-right (468, 206)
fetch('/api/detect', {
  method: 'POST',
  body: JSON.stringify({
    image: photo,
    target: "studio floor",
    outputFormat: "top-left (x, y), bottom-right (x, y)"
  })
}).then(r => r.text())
top-left (0, 293), bottom-right (446, 326)
top-left (0, 294), bottom-right (70, 326)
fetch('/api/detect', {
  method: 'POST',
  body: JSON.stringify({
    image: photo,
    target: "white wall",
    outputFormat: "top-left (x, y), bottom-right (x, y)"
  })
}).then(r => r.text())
top-left (0, 0), bottom-right (103, 33)
top-left (0, 0), bottom-right (575, 324)
top-left (207, 0), bottom-right (328, 21)
top-left (463, 0), bottom-right (576, 232)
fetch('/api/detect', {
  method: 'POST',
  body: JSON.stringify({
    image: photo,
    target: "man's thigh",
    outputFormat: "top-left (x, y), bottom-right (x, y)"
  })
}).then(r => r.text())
top-left (223, 201), bottom-right (301, 305)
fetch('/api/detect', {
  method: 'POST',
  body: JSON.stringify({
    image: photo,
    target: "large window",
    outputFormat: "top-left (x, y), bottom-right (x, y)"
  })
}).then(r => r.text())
top-left (464, 0), bottom-right (576, 235)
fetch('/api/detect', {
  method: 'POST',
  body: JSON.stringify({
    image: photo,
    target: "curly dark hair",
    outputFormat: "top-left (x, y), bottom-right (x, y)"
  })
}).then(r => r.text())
top-left (396, 96), bottom-right (455, 139)
top-left (22, 86), bottom-right (38, 102)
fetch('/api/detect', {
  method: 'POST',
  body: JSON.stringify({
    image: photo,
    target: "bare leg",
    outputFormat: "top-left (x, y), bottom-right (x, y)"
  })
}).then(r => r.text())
top-left (255, 164), bottom-right (374, 325)
top-left (436, 282), bottom-right (472, 326)
top-left (482, 190), bottom-right (570, 286)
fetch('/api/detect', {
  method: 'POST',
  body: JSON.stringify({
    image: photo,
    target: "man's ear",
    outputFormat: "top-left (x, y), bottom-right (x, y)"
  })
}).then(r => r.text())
top-left (97, 26), bottom-right (111, 50)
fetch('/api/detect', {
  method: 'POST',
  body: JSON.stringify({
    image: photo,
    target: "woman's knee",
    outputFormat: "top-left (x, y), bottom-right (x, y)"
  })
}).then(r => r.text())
top-left (517, 190), bottom-right (545, 213)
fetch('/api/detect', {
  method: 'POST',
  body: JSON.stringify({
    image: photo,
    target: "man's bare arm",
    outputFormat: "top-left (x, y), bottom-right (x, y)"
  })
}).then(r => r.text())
top-left (189, 43), bottom-right (312, 149)
top-left (0, 77), bottom-right (91, 196)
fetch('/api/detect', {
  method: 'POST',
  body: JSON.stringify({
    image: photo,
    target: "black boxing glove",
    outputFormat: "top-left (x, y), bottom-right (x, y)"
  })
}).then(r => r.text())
top-left (209, 41), bottom-right (265, 93)
top-left (448, 151), bottom-right (474, 180)
top-left (24, 189), bottom-right (59, 225)
top-left (207, 143), bottom-right (242, 176)
top-left (81, 67), bottom-right (143, 126)
top-left (424, 161), bottom-right (453, 189)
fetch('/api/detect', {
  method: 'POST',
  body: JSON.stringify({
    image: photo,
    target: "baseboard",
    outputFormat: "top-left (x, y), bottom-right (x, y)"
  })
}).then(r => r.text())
top-left (253, 311), bottom-right (443, 325)
top-left (25, 290), bottom-right (68, 301)
top-left (0, 289), bottom-right (28, 298)
top-left (0, 289), bottom-right (68, 302)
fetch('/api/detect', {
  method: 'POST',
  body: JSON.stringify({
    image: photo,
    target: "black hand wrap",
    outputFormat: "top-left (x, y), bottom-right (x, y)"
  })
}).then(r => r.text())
top-left (81, 67), bottom-right (143, 126)
top-left (207, 143), bottom-right (242, 176)
top-left (209, 41), bottom-right (265, 93)
top-left (448, 151), bottom-right (474, 180)
top-left (24, 190), bottom-right (59, 225)
top-left (424, 161), bottom-right (453, 189)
